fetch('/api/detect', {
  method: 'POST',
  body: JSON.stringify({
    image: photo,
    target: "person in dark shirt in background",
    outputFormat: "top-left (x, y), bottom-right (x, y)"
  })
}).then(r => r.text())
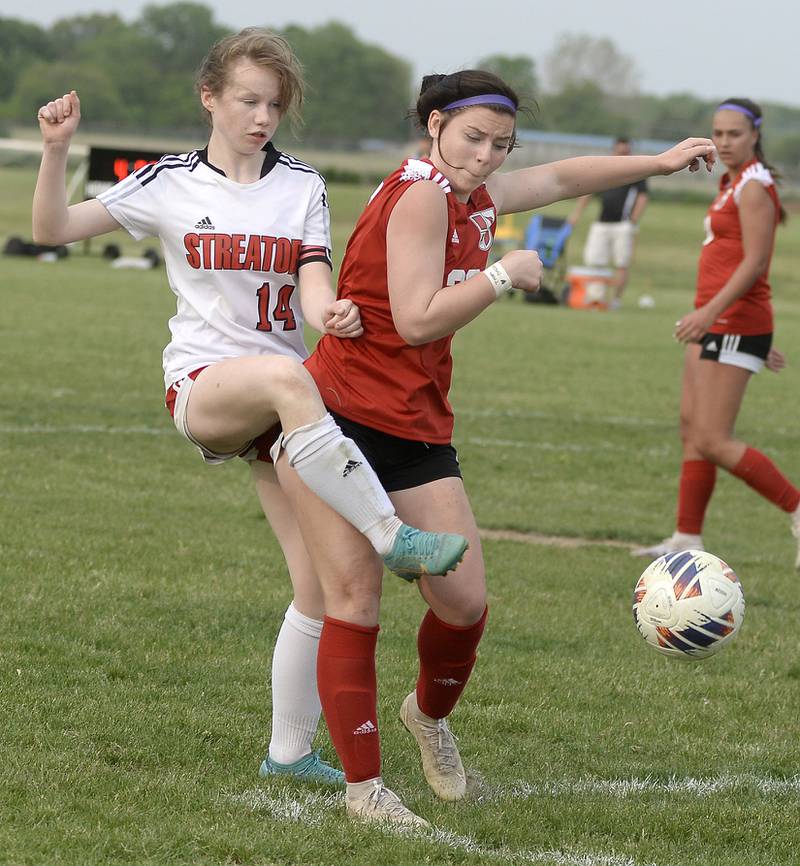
top-left (568, 136), bottom-right (649, 309)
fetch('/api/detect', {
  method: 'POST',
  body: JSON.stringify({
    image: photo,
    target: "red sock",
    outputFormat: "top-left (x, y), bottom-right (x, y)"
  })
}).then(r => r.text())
top-left (316, 616), bottom-right (380, 783)
top-left (729, 447), bottom-right (800, 513)
top-left (677, 459), bottom-right (717, 534)
top-left (416, 606), bottom-right (488, 719)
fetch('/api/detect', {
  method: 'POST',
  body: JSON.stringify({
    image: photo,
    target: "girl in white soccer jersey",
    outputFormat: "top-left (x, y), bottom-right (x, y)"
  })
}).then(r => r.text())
top-left (32, 28), bottom-right (467, 786)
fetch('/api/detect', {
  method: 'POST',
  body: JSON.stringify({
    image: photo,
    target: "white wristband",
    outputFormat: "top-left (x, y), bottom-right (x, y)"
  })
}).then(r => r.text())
top-left (483, 261), bottom-right (513, 298)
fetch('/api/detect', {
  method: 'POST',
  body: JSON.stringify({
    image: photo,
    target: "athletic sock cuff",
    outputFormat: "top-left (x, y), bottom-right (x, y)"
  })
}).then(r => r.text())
top-left (284, 603), bottom-right (323, 639)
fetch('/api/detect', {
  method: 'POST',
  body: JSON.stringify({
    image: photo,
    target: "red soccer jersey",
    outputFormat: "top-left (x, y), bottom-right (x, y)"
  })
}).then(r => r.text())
top-left (696, 159), bottom-right (780, 335)
top-left (306, 158), bottom-right (498, 443)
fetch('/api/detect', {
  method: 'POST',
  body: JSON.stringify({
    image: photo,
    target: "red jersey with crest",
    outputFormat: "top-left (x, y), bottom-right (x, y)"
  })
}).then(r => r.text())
top-left (306, 158), bottom-right (497, 443)
top-left (696, 159), bottom-right (780, 335)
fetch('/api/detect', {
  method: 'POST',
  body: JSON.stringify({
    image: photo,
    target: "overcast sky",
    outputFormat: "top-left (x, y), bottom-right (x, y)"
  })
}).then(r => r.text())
top-left (2, 0), bottom-right (795, 108)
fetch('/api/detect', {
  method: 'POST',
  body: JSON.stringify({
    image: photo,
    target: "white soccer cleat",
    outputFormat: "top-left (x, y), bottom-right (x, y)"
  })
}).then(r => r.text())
top-left (400, 692), bottom-right (466, 802)
top-left (345, 779), bottom-right (429, 828)
top-left (631, 531), bottom-right (704, 559)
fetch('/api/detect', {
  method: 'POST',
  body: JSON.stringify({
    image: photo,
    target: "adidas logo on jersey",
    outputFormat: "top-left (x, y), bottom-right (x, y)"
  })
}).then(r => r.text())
top-left (706, 341), bottom-right (718, 352)
top-left (353, 719), bottom-right (377, 735)
top-left (451, 228), bottom-right (460, 244)
top-left (342, 459), bottom-right (362, 477)
top-left (195, 216), bottom-right (215, 230)
top-left (433, 677), bottom-right (462, 686)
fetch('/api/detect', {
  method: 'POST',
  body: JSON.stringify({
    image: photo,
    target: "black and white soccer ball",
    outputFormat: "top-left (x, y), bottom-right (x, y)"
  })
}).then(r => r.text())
top-left (632, 550), bottom-right (745, 660)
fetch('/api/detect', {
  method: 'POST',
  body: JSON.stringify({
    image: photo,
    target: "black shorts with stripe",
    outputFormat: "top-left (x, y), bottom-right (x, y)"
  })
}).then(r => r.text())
top-left (330, 410), bottom-right (462, 492)
top-left (699, 332), bottom-right (772, 373)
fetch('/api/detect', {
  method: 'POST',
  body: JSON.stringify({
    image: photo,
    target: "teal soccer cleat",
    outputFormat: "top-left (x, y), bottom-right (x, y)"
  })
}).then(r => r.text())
top-left (259, 750), bottom-right (345, 785)
top-left (383, 524), bottom-right (469, 582)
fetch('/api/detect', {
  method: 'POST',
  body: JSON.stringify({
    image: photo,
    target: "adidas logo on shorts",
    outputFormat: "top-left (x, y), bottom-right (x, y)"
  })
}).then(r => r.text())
top-left (353, 719), bottom-right (377, 735)
top-left (195, 216), bottom-right (215, 230)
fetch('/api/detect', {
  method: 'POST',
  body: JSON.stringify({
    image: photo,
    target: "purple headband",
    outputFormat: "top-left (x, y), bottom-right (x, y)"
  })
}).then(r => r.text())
top-left (717, 102), bottom-right (762, 127)
top-left (442, 94), bottom-right (517, 112)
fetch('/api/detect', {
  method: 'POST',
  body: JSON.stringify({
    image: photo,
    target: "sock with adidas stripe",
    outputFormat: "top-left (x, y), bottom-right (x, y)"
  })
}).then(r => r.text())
top-left (415, 606), bottom-right (488, 719)
top-left (317, 616), bottom-right (382, 783)
top-left (276, 414), bottom-right (401, 555)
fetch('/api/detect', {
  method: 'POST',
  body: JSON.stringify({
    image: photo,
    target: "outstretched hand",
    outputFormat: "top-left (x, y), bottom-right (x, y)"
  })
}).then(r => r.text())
top-left (37, 90), bottom-right (81, 145)
top-left (659, 138), bottom-right (715, 176)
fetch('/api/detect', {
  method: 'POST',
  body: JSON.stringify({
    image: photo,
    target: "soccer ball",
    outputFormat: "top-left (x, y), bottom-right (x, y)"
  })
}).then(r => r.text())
top-left (632, 549), bottom-right (745, 660)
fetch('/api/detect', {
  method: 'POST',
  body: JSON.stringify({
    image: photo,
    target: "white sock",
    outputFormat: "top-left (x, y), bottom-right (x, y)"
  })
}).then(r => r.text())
top-left (275, 414), bottom-right (402, 555)
top-left (268, 603), bottom-right (324, 766)
top-left (346, 777), bottom-right (384, 799)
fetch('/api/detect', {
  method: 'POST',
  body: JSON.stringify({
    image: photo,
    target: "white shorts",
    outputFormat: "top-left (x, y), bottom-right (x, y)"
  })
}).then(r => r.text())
top-left (167, 369), bottom-right (281, 465)
top-left (584, 221), bottom-right (636, 269)
top-left (169, 372), bottom-right (252, 464)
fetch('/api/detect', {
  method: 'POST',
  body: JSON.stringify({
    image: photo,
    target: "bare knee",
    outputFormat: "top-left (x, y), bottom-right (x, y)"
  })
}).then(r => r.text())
top-left (692, 431), bottom-right (726, 464)
top-left (257, 356), bottom-right (315, 405)
top-left (322, 563), bottom-right (383, 626)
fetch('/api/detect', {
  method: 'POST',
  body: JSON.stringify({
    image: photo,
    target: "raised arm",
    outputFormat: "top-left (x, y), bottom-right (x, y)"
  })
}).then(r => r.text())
top-left (488, 138), bottom-right (715, 215)
top-left (32, 91), bottom-right (120, 245)
top-left (386, 181), bottom-right (541, 345)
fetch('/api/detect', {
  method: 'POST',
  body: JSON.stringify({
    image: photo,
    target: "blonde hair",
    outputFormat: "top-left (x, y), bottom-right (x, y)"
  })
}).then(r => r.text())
top-left (196, 27), bottom-right (305, 133)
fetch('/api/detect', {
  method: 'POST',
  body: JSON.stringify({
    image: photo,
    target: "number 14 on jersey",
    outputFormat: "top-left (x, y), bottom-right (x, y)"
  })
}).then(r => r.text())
top-left (256, 281), bottom-right (297, 332)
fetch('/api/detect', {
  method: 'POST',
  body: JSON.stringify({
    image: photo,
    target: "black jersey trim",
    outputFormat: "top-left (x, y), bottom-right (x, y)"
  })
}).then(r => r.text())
top-left (298, 255), bottom-right (332, 269)
top-left (277, 154), bottom-right (324, 179)
top-left (136, 152), bottom-right (200, 188)
top-left (196, 141), bottom-right (281, 180)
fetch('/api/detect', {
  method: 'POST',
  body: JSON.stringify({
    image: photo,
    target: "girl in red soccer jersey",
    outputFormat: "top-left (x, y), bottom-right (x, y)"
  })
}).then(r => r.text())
top-left (31, 29), bottom-right (467, 789)
top-left (271, 70), bottom-right (715, 826)
top-left (634, 98), bottom-right (800, 566)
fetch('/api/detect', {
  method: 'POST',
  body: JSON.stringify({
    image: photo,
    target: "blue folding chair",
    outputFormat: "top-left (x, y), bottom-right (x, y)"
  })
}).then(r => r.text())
top-left (522, 215), bottom-right (573, 304)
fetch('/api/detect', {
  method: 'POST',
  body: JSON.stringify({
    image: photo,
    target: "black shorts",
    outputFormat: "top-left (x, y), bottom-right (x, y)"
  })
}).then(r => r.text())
top-left (699, 332), bottom-right (772, 373)
top-left (330, 410), bottom-right (462, 492)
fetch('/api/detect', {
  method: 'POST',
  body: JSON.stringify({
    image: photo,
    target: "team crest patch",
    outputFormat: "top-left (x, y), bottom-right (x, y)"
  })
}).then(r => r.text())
top-left (468, 207), bottom-right (496, 251)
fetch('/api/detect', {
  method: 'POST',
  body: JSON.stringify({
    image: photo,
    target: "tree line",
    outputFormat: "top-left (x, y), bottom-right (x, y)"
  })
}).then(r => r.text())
top-left (2, 3), bottom-right (799, 169)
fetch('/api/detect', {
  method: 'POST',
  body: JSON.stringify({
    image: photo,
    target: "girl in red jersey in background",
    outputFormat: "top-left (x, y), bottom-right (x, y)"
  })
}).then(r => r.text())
top-left (634, 98), bottom-right (800, 568)
top-left (271, 69), bottom-right (716, 827)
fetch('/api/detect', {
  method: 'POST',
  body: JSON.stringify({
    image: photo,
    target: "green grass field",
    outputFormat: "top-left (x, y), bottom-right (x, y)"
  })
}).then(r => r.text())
top-left (2, 164), bottom-right (800, 866)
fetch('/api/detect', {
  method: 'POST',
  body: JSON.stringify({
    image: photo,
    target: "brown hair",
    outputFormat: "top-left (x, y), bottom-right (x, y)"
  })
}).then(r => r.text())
top-left (413, 70), bottom-right (522, 152)
top-left (717, 97), bottom-right (786, 224)
top-left (196, 27), bottom-right (305, 134)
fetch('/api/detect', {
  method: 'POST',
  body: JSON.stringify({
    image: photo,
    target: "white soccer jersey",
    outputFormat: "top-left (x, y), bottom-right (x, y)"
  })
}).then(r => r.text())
top-left (98, 144), bottom-right (332, 388)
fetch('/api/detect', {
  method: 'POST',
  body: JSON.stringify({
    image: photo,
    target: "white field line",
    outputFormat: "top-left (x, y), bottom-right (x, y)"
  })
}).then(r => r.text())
top-left (6, 422), bottom-right (790, 462)
top-left (465, 435), bottom-right (672, 457)
top-left (0, 422), bottom-right (669, 455)
top-left (0, 423), bottom-right (171, 436)
top-left (460, 407), bottom-right (796, 439)
top-left (227, 787), bottom-right (652, 866)
top-left (494, 774), bottom-right (800, 799)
